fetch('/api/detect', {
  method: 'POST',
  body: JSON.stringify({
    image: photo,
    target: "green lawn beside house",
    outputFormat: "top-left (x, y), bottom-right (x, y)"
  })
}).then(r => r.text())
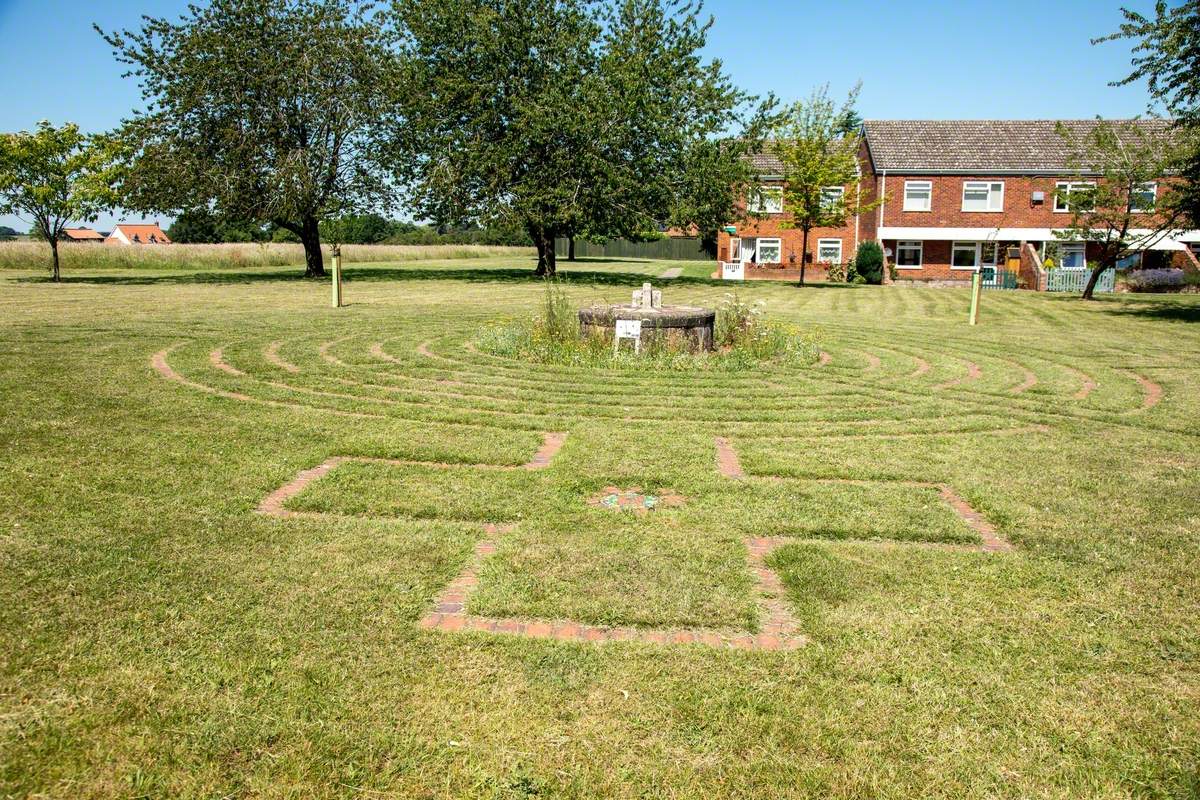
top-left (1, 255), bottom-right (1198, 798)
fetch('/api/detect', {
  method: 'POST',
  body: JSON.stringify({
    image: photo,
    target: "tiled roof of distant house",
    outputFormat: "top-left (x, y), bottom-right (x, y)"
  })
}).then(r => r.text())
top-left (111, 223), bottom-right (172, 244)
top-left (62, 227), bottom-right (104, 241)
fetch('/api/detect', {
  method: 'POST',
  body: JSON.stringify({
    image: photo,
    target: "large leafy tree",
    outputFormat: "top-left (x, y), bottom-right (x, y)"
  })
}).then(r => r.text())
top-left (391, 0), bottom-right (771, 276)
top-left (772, 84), bottom-right (880, 286)
top-left (99, 0), bottom-right (401, 277)
top-left (0, 121), bottom-right (116, 282)
top-left (1099, 1), bottom-right (1200, 225)
top-left (1052, 119), bottom-right (1189, 300)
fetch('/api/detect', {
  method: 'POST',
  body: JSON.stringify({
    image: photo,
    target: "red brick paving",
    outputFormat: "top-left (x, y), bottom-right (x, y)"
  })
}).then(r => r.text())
top-left (418, 524), bottom-right (808, 652)
top-left (714, 437), bottom-right (744, 479)
top-left (209, 348), bottom-right (246, 376)
top-left (1126, 371), bottom-right (1163, 411)
top-left (934, 360), bottom-right (983, 391)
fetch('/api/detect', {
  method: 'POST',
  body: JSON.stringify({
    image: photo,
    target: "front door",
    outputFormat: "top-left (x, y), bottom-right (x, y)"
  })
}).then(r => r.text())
top-left (980, 242), bottom-right (1000, 285)
top-left (728, 237), bottom-right (741, 264)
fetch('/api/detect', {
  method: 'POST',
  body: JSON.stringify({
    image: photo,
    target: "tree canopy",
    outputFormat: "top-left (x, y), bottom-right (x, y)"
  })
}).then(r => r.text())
top-left (0, 121), bottom-right (115, 281)
top-left (1100, 0), bottom-right (1200, 226)
top-left (391, 0), bottom-right (772, 275)
top-left (99, 0), bottom-right (402, 277)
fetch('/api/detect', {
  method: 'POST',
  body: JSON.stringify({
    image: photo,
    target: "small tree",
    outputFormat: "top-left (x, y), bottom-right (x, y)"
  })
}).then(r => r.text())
top-left (773, 84), bottom-right (881, 286)
top-left (0, 121), bottom-right (115, 281)
top-left (1052, 119), bottom-right (1188, 300)
top-left (100, 0), bottom-right (402, 277)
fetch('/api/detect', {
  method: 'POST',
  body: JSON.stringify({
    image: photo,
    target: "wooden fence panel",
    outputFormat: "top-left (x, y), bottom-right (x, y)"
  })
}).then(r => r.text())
top-left (554, 237), bottom-right (711, 261)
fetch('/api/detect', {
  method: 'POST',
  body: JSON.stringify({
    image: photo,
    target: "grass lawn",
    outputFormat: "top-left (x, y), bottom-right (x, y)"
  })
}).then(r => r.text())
top-left (2, 254), bottom-right (1199, 798)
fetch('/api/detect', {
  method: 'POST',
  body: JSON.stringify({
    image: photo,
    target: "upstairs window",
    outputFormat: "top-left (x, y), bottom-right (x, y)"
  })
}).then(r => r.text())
top-left (962, 181), bottom-right (1004, 212)
top-left (1131, 182), bottom-right (1157, 213)
top-left (903, 181), bottom-right (932, 211)
top-left (748, 186), bottom-right (783, 213)
top-left (820, 186), bottom-right (845, 210)
top-left (1054, 181), bottom-right (1096, 212)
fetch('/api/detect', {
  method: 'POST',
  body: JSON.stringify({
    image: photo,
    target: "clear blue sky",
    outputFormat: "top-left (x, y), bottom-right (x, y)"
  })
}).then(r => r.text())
top-left (0, 0), bottom-right (1161, 231)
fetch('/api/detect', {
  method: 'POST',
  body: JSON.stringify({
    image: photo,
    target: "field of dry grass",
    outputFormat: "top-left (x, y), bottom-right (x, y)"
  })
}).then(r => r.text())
top-left (0, 240), bottom-right (534, 272)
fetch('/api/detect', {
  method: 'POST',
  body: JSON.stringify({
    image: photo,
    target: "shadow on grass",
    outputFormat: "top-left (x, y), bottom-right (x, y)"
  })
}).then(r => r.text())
top-left (1096, 299), bottom-right (1200, 322)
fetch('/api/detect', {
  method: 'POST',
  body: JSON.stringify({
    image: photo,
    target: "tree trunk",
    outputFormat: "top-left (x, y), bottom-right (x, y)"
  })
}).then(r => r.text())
top-left (300, 216), bottom-right (325, 278)
top-left (50, 238), bottom-right (60, 282)
top-left (568, 236), bottom-right (576, 261)
top-left (798, 227), bottom-right (809, 287)
top-left (1081, 261), bottom-right (1109, 301)
top-left (532, 228), bottom-right (557, 277)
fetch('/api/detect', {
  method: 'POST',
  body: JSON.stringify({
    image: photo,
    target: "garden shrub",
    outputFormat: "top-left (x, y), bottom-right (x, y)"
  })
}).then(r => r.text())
top-left (853, 241), bottom-right (884, 284)
top-left (1124, 268), bottom-right (1187, 292)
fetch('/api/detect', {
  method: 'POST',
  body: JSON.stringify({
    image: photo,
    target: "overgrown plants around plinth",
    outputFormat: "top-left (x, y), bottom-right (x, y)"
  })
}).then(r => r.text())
top-left (476, 282), bottom-right (820, 370)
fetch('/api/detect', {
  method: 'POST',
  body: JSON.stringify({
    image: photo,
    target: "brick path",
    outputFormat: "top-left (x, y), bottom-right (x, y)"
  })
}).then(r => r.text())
top-left (418, 526), bottom-right (807, 651)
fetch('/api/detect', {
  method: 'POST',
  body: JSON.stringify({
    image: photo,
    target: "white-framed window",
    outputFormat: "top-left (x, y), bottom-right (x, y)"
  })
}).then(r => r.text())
top-left (747, 185), bottom-right (783, 213)
top-left (1131, 182), bottom-right (1157, 213)
top-left (817, 238), bottom-right (842, 263)
top-left (903, 181), bottom-right (932, 211)
top-left (1054, 181), bottom-right (1096, 212)
top-left (962, 181), bottom-right (1004, 212)
top-left (820, 186), bottom-right (845, 210)
top-left (951, 241), bottom-right (980, 270)
top-left (1059, 243), bottom-right (1086, 270)
top-left (895, 240), bottom-right (923, 268)
top-left (756, 238), bottom-right (782, 264)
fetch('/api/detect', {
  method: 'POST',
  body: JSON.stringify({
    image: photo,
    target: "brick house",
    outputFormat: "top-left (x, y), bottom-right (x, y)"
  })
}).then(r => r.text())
top-left (105, 223), bottom-right (172, 245)
top-left (720, 119), bottom-right (1200, 286)
top-left (716, 143), bottom-right (877, 282)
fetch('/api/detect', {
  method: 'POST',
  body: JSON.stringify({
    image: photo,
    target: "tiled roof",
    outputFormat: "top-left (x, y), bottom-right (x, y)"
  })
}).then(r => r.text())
top-left (62, 228), bottom-right (104, 240)
top-left (862, 119), bottom-right (1172, 173)
top-left (749, 146), bottom-right (784, 176)
top-left (111, 223), bottom-right (172, 243)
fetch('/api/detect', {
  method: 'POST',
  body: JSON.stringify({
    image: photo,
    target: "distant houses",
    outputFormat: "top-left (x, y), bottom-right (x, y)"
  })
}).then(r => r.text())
top-left (61, 227), bottom-right (106, 243)
top-left (56, 223), bottom-right (172, 244)
top-left (105, 223), bottom-right (172, 245)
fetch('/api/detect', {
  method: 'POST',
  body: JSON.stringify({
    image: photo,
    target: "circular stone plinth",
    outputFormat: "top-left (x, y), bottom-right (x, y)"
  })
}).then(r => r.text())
top-left (578, 305), bottom-right (716, 352)
top-left (588, 486), bottom-right (685, 512)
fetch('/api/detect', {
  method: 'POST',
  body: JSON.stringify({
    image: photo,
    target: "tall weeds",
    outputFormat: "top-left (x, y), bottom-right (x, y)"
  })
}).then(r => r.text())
top-left (0, 241), bottom-right (534, 271)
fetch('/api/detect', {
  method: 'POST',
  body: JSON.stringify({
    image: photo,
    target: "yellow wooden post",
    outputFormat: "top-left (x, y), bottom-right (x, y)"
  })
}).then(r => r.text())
top-left (331, 244), bottom-right (343, 308)
top-left (968, 271), bottom-right (982, 325)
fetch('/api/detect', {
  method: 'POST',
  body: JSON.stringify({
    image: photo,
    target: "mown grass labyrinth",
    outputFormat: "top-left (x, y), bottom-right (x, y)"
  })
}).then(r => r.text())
top-left (3, 258), bottom-right (1200, 797)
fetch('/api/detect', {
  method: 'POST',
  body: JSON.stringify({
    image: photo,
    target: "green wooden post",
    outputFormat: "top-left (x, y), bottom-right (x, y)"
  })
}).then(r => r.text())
top-left (968, 271), bottom-right (981, 325)
top-left (331, 244), bottom-right (342, 308)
